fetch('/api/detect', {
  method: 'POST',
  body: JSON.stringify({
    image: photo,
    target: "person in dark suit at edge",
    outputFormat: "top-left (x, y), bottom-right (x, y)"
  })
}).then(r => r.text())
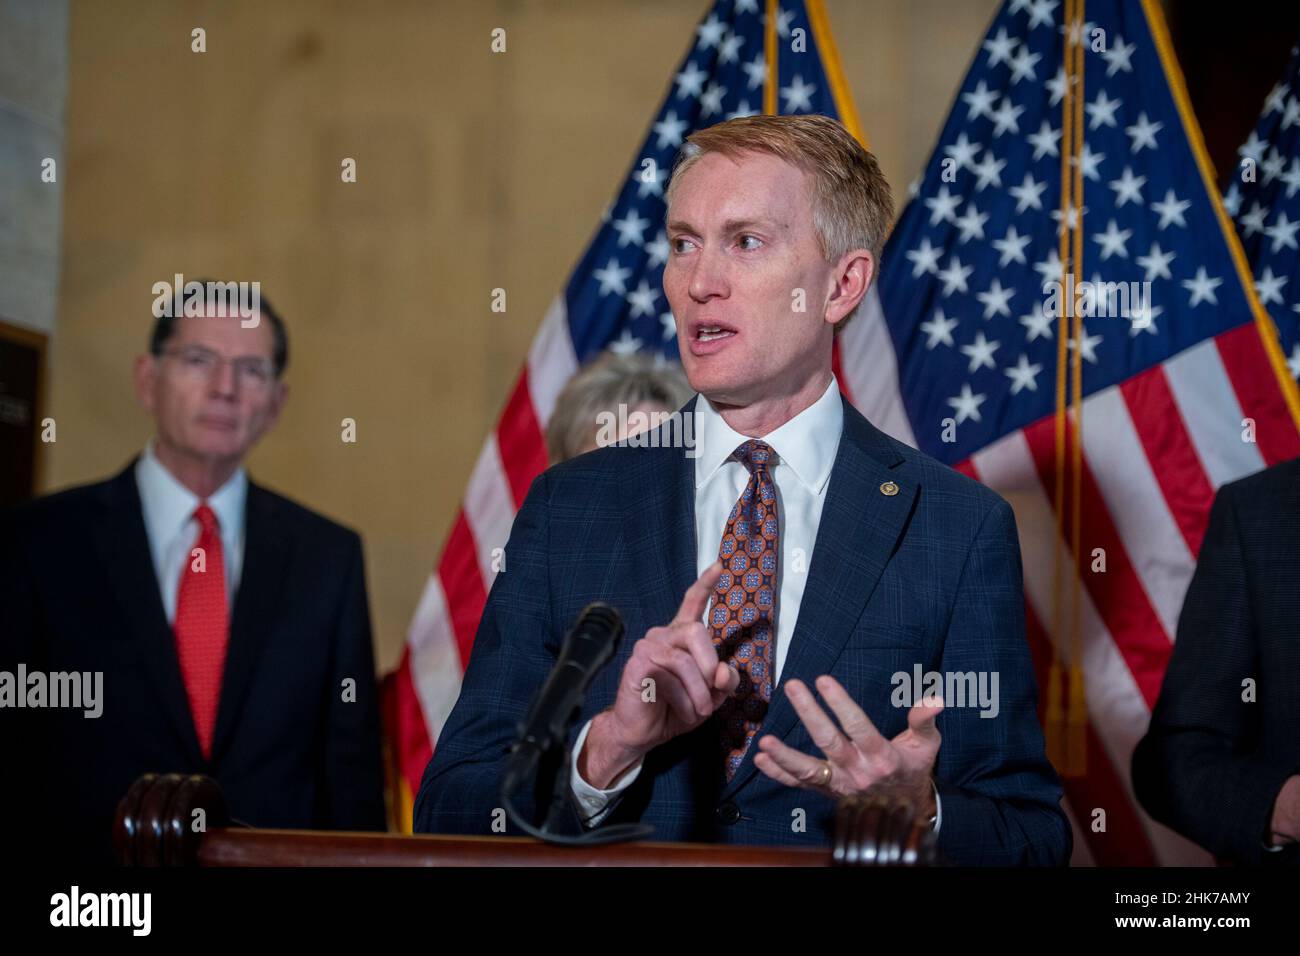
top-left (1, 282), bottom-right (385, 865)
top-left (1134, 458), bottom-right (1300, 865)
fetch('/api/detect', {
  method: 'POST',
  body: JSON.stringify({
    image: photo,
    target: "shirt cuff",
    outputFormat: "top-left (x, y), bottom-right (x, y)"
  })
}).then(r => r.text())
top-left (569, 717), bottom-right (644, 828)
top-left (930, 779), bottom-right (942, 834)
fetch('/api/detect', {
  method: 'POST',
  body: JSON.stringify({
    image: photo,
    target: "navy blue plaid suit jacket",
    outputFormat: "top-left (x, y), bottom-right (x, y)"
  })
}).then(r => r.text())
top-left (415, 394), bottom-right (1071, 865)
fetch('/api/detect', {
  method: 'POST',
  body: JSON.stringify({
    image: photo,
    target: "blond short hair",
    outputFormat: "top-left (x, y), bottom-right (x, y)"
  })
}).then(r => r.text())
top-left (665, 114), bottom-right (893, 332)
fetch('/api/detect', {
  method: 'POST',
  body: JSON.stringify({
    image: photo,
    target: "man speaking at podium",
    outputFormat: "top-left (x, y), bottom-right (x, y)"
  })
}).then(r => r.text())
top-left (416, 115), bottom-right (1069, 865)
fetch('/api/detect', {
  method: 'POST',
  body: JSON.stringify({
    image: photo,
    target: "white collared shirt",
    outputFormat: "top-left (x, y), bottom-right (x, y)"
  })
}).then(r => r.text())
top-left (569, 376), bottom-right (846, 822)
top-left (135, 439), bottom-right (247, 625)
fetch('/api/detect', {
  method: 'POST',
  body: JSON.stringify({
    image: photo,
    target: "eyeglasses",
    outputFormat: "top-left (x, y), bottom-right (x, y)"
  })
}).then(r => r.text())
top-left (158, 345), bottom-right (276, 389)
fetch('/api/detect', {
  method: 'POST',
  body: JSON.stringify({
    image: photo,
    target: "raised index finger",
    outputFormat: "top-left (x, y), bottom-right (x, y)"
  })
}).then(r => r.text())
top-left (672, 560), bottom-right (724, 626)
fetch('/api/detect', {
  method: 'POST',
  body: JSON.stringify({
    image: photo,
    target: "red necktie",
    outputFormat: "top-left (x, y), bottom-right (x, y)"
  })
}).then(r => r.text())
top-left (173, 502), bottom-right (229, 759)
top-left (711, 440), bottom-right (779, 781)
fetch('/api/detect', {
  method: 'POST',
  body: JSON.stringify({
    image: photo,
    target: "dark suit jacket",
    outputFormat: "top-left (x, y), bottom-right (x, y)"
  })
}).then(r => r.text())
top-left (1133, 457), bottom-right (1300, 865)
top-left (0, 459), bottom-right (386, 865)
top-left (415, 395), bottom-right (1070, 865)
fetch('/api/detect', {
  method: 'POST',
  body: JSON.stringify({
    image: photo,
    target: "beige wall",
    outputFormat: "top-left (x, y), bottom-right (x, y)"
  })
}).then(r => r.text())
top-left (49, 0), bottom-right (1000, 670)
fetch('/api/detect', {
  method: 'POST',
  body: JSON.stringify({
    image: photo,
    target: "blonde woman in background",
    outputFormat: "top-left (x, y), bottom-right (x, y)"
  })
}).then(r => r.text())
top-left (544, 351), bottom-right (694, 464)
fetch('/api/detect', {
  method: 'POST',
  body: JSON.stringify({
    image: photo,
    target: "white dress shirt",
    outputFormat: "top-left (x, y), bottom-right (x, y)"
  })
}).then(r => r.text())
top-left (135, 439), bottom-right (247, 624)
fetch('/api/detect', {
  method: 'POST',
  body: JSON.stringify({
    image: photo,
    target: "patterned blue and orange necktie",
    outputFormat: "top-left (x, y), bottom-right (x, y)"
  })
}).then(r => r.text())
top-left (710, 439), bottom-right (779, 781)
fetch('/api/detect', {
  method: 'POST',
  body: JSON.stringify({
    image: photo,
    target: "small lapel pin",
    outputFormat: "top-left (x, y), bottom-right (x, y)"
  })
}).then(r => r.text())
top-left (880, 481), bottom-right (899, 497)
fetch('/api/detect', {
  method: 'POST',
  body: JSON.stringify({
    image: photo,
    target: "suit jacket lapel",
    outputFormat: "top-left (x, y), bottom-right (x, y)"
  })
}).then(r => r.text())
top-left (211, 482), bottom-right (291, 762)
top-left (721, 397), bottom-right (918, 800)
top-left (95, 460), bottom-right (203, 763)
top-left (618, 397), bottom-right (699, 635)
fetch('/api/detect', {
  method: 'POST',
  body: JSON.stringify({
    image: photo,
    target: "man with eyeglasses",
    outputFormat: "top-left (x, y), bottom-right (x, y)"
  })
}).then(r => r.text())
top-left (1, 282), bottom-right (386, 865)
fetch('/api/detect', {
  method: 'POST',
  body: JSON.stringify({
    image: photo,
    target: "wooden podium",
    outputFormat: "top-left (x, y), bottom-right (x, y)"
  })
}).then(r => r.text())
top-left (114, 773), bottom-right (938, 867)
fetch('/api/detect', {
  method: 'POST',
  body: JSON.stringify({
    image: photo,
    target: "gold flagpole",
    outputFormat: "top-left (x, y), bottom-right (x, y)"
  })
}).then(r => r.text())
top-left (1066, 0), bottom-right (1088, 778)
top-left (1046, 0), bottom-right (1079, 773)
top-left (763, 0), bottom-right (779, 115)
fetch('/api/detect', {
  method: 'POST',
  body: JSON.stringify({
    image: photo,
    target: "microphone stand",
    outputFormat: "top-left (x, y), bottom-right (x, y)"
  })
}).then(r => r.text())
top-left (500, 732), bottom-right (653, 847)
top-left (498, 602), bottom-right (653, 846)
top-left (535, 739), bottom-right (570, 834)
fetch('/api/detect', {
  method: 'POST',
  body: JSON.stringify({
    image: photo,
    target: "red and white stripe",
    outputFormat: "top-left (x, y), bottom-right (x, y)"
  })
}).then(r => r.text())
top-left (392, 298), bottom-right (577, 796)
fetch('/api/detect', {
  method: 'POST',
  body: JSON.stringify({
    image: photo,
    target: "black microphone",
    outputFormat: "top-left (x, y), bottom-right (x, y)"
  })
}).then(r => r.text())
top-left (501, 603), bottom-right (624, 798)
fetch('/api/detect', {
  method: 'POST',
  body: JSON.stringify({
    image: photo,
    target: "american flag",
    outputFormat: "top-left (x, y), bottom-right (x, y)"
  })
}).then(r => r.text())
top-left (389, 0), bottom-right (862, 826)
top-left (855, 0), bottom-right (1300, 865)
top-left (1223, 40), bottom-right (1300, 381)
top-left (393, 0), bottom-right (1300, 869)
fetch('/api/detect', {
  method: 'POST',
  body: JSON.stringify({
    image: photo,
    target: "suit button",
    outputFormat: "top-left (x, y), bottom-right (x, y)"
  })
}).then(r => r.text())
top-left (716, 801), bottom-right (741, 825)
